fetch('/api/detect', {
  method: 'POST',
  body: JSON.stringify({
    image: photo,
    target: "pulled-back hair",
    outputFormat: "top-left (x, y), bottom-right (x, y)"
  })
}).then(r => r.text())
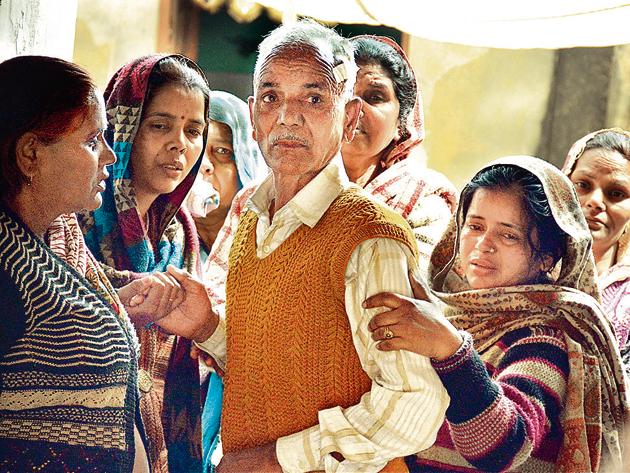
top-left (583, 129), bottom-right (630, 160)
top-left (0, 55), bottom-right (98, 200)
top-left (254, 19), bottom-right (357, 100)
top-left (461, 164), bottom-right (567, 275)
top-left (145, 56), bottom-right (210, 119)
top-left (351, 37), bottom-right (416, 135)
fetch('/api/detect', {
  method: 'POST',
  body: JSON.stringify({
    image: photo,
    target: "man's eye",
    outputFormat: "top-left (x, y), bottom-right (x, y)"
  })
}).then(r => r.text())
top-left (262, 94), bottom-right (276, 103)
top-left (308, 95), bottom-right (322, 104)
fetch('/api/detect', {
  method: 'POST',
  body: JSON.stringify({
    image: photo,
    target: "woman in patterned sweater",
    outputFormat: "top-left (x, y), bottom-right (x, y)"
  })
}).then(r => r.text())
top-left (366, 157), bottom-right (628, 472)
top-left (0, 56), bottom-right (214, 473)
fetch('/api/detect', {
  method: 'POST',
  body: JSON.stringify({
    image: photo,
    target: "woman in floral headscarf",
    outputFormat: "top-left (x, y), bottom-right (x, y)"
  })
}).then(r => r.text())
top-left (562, 128), bottom-right (630, 376)
top-left (79, 54), bottom-right (210, 473)
top-left (365, 156), bottom-right (628, 472)
top-left (342, 35), bottom-right (456, 270)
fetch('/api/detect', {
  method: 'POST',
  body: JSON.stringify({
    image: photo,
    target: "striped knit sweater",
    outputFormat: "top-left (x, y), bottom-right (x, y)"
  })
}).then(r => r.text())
top-left (0, 208), bottom-right (140, 472)
top-left (408, 326), bottom-right (569, 472)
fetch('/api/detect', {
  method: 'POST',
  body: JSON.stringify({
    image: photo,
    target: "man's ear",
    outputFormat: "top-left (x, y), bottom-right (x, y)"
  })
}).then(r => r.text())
top-left (343, 97), bottom-right (362, 143)
top-left (248, 96), bottom-right (257, 142)
top-left (14, 132), bottom-right (41, 179)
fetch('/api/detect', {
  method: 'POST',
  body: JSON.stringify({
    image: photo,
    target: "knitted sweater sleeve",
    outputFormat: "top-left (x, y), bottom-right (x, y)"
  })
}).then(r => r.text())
top-left (431, 326), bottom-right (569, 472)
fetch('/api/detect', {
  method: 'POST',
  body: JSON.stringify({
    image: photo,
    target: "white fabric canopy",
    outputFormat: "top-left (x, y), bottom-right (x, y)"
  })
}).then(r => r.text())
top-left (256, 0), bottom-right (630, 49)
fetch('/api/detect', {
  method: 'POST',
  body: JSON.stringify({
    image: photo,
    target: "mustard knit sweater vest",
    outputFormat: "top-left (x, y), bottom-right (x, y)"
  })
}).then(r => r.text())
top-left (222, 188), bottom-right (418, 452)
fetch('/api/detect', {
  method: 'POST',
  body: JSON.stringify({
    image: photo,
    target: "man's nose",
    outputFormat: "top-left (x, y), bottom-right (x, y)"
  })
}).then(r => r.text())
top-left (278, 100), bottom-right (303, 126)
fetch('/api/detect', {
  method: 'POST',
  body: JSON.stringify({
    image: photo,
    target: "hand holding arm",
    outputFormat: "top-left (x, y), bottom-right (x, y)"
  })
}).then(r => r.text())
top-left (364, 271), bottom-right (463, 361)
top-left (153, 265), bottom-right (219, 343)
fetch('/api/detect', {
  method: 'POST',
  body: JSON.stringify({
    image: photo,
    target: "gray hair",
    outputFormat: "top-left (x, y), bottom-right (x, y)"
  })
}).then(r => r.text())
top-left (253, 19), bottom-right (357, 100)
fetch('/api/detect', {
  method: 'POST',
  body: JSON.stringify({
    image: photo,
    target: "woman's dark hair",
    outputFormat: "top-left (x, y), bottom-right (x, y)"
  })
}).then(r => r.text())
top-left (351, 37), bottom-right (416, 137)
top-left (0, 55), bottom-right (98, 200)
top-left (583, 130), bottom-right (630, 160)
top-left (145, 56), bottom-right (210, 120)
top-left (460, 164), bottom-right (567, 277)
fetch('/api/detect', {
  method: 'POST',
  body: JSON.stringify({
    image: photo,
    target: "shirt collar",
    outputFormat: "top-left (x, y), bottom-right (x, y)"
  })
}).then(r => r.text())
top-left (248, 154), bottom-right (350, 228)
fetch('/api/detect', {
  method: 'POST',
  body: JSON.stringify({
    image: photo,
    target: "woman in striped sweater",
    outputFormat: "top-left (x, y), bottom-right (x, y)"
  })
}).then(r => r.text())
top-left (0, 55), bottom-right (213, 473)
top-left (366, 156), bottom-right (628, 472)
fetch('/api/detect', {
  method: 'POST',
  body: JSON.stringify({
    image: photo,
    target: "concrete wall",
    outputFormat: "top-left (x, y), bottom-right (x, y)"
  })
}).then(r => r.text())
top-left (72, 0), bottom-right (160, 89)
top-left (0, 0), bottom-right (77, 61)
top-left (406, 36), bottom-right (555, 189)
top-left (608, 44), bottom-right (630, 131)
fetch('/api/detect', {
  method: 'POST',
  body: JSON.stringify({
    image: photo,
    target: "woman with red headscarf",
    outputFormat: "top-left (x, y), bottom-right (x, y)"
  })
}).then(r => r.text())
top-left (341, 35), bottom-right (456, 270)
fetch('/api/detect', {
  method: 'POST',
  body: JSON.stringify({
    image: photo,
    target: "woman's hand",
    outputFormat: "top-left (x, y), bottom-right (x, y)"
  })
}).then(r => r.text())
top-left (364, 271), bottom-right (463, 361)
top-left (118, 272), bottom-right (185, 327)
top-left (151, 265), bottom-right (219, 343)
top-left (118, 266), bottom-right (219, 343)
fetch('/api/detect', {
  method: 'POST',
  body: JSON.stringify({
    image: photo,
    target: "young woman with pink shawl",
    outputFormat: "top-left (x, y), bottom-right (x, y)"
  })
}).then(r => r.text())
top-left (79, 54), bottom-right (211, 473)
top-left (562, 128), bottom-right (630, 377)
top-left (366, 156), bottom-right (628, 472)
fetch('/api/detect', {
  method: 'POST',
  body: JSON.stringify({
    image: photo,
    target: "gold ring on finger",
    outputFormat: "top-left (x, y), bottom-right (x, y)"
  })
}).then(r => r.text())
top-left (383, 327), bottom-right (394, 340)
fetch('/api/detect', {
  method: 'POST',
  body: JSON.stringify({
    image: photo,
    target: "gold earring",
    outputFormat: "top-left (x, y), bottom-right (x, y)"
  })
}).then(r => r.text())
top-left (25, 174), bottom-right (33, 186)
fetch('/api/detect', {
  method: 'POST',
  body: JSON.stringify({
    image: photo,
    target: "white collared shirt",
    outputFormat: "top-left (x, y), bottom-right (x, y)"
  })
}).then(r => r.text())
top-left (199, 155), bottom-right (448, 473)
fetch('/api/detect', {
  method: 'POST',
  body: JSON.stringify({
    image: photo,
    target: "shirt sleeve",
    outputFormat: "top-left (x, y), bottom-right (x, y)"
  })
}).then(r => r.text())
top-left (276, 238), bottom-right (450, 473)
top-left (203, 186), bottom-right (254, 309)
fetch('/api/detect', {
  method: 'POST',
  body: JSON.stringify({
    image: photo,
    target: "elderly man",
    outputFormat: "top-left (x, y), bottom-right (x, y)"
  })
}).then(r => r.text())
top-left (194, 20), bottom-right (449, 473)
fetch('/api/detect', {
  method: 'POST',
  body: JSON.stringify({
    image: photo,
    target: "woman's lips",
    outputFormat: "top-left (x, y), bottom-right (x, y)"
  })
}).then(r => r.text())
top-left (161, 164), bottom-right (184, 178)
top-left (96, 173), bottom-right (108, 192)
top-left (585, 217), bottom-right (606, 230)
top-left (468, 258), bottom-right (497, 275)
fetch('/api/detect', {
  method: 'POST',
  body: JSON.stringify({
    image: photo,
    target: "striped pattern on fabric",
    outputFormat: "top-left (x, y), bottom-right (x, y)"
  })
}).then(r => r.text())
top-left (0, 208), bottom-right (138, 472)
top-left (410, 327), bottom-right (569, 473)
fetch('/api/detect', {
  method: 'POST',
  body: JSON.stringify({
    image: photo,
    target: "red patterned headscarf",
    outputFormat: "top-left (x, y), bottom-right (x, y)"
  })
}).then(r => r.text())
top-left (351, 35), bottom-right (424, 169)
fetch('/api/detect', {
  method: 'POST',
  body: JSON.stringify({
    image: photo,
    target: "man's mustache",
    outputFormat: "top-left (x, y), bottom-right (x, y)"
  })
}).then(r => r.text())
top-left (270, 133), bottom-right (308, 146)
